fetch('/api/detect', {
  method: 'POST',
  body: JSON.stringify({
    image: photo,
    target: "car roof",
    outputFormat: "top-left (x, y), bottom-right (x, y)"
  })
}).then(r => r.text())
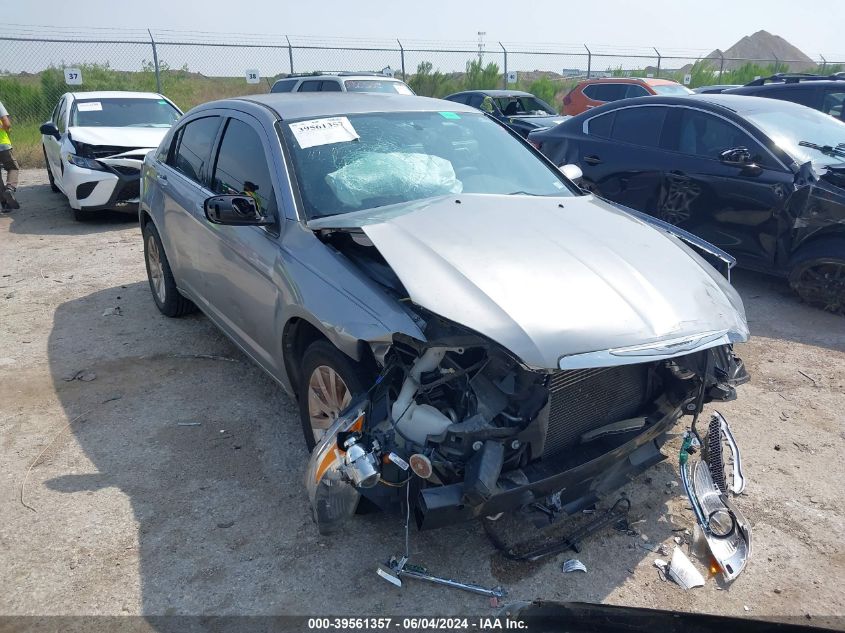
top-left (217, 93), bottom-right (477, 120)
top-left (726, 80), bottom-right (845, 92)
top-left (455, 90), bottom-right (533, 97)
top-left (275, 74), bottom-right (405, 82)
top-left (578, 77), bottom-right (679, 86)
top-left (68, 91), bottom-right (165, 100)
top-left (584, 93), bottom-right (817, 116)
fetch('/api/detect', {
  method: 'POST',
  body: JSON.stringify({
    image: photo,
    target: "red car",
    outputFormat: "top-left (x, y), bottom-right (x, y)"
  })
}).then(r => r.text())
top-left (563, 77), bottom-right (692, 115)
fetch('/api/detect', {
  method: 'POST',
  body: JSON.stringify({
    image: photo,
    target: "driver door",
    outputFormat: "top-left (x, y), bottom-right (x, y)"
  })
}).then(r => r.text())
top-left (658, 107), bottom-right (795, 267)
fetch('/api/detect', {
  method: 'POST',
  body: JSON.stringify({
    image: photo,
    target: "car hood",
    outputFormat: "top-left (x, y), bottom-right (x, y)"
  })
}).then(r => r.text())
top-left (67, 126), bottom-right (170, 149)
top-left (311, 194), bottom-right (748, 369)
top-left (509, 114), bottom-right (568, 127)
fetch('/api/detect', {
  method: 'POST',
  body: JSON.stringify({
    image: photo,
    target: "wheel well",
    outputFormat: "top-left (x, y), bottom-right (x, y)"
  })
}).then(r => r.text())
top-left (282, 318), bottom-right (377, 394)
top-left (790, 232), bottom-right (845, 266)
top-left (139, 210), bottom-right (152, 229)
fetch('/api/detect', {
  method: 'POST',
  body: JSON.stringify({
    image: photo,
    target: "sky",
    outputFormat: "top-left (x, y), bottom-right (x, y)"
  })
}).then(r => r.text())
top-left (4, 0), bottom-right (845, 58)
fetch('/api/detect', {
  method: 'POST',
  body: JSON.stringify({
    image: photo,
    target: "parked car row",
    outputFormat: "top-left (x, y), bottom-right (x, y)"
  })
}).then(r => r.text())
top-left (30, 74), bottom-right (841, 583)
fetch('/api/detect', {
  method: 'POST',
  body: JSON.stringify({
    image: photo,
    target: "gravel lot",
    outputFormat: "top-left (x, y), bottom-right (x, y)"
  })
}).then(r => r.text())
top-left (1, 170), bottom-right (844, 625)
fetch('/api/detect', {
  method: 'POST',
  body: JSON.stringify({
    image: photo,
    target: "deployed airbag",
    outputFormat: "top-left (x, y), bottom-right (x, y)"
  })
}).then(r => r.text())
top-left (326, 152), bottom-right (462, 207)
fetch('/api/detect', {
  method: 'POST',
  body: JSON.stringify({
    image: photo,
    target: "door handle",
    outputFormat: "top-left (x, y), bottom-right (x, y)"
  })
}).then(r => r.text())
top-left (583, 155), bottom-right (602, 165)
top-left (156, 173), bottom-right (168, 185)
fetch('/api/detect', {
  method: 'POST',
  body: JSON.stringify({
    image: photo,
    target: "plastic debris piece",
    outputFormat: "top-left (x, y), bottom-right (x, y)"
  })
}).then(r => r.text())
top-left (667, 547), bottom-right (706, 590)
top-left (562, 559), bottom-right (587, 573)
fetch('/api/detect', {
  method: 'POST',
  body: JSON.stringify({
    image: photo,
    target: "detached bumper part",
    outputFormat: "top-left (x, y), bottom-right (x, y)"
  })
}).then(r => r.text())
top-left (680, 412), bottom-right (751, 581)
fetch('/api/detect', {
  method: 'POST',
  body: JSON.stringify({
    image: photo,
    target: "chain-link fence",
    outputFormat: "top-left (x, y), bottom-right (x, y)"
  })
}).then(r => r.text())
top-left (2, 25), bottom-right (844, 166)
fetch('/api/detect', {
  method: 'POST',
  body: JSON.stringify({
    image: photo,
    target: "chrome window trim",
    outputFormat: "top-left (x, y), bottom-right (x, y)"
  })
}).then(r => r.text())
top-left (582, 103), bottom-right (790, 171)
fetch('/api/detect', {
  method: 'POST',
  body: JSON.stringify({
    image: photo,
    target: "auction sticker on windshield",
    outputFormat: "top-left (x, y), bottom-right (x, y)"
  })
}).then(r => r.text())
top-left (76, 102), bottom-right (102, 112)
top-left (290, 117), bottom-right (360, 149)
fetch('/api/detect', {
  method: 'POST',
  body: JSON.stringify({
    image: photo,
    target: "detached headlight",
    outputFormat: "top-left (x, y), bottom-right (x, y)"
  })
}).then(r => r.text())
top-left (66, 153), bottom-right (107, 171)
top-left (304, 402), bottom-right (369, 534)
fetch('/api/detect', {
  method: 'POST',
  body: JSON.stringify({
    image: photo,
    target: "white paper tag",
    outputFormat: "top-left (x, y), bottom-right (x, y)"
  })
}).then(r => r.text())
top-left (290, 116), bottom-right (359, 149)
top-left (77, 102), bottom-right (102, 112)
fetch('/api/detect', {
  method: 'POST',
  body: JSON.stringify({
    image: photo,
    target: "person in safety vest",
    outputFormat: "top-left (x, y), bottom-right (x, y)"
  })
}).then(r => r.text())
top-left (0, 100), bottom-right (20, 211)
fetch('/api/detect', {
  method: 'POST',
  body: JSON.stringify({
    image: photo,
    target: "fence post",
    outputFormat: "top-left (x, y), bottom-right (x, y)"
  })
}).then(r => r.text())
top-left (285, 35), bottom-right (294, 74)
top-left (653, 47), bottom-right (661, 78)
top-left (820, 55), bottom-right (827, 74)
top-left (397, 39), bottom-right (406, 80)
top-left (500, 42), bottom-right (507, 89)
top-left (772, 53), bottom-right (780, 73)
top-left (718, 52), bottom-right (725, 82)
top-left (148, 29), bottom-right (161, 93)
top-left (584, 45), bottom-right (591, 79)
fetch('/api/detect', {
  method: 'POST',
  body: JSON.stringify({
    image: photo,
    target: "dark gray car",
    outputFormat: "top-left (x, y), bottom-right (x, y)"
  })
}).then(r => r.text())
top-left (139, 93), bottom-right (751, 579)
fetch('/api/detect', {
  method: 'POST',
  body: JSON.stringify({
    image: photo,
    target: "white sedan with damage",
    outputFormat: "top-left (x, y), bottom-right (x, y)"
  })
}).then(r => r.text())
top-left (40, 91), bottom-right (182, 220)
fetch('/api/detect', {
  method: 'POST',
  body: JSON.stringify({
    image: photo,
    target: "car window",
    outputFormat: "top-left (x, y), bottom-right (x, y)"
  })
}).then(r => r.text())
top-left (57, 98), bottom-right (68, 133)
top-left (762, 87), bottom-right (817, 109)
top-left (650, 84), bottom-right (694, 96)
top-left (281, 111), bottom-right (576, 219)
top-left (675, 109), bottom-right (760, 160)
top-left (70, 98), bottom-right (181, 128)
top-left (446, 94), bottom-right (469, 105)
top-left (343, 79), bottom-right (414, 94)
top-left (298, 80), bottom-right (321, 92)
top-left (821, 90), bottom-right (845, 120)
top-left (319, 81), bottom-right (341, 92)
top-left (212, 118), bottom-right (277, 218)
top-left (169, 116), bottom-right (221, 186)
top-left (51, 98), bottom-right (62, 126)
top-left (624, 85), bottom-right (650, 98)
top-left (587, 112), bottom-right (615, 138)
top-left (610, 107), bottom-right (667, 147)
top-left (271, 79), bottom-right (298, 93)
top-left (493, 96), bottom-right (556, 115)
top-left (583, 83), bottom-right (627, 102)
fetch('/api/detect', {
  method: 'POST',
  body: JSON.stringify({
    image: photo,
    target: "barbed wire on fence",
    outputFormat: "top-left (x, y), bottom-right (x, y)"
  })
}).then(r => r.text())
top-left (2, 25), bottom-right (844, 167)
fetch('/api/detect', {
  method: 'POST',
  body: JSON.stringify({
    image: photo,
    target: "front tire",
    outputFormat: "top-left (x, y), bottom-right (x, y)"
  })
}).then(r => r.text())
top-left (788, 238), bottom-right (845, 315)
top-left (298, 340), bottom-right (370, 451)
top-left (142, 221), bottom-right (196, 317)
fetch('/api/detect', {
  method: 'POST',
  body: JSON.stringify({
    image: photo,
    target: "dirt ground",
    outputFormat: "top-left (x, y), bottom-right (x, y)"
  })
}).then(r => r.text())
top-left (1, 170), bottom-right (844, 625)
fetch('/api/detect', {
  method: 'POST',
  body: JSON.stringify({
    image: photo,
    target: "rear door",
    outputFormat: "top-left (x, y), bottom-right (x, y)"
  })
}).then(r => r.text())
top-left (577, 105), bottom-right (673, 212)
top-left (658, 106), bottom-right (795, 267)
top-left (199, 114), bottom-right (284, 373)
top-left (157, 114), bottom-right (224, 299)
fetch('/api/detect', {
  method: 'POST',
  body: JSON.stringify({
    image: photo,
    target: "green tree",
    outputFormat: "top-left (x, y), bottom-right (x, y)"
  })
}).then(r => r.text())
top-left (463, 59), bottom-right (501, 90)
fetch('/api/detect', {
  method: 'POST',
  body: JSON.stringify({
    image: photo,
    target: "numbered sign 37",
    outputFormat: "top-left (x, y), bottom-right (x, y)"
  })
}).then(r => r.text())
top-left (245, 69), bottom-right (260, 84)
top-left (64, 68), bottom-right (83, 85)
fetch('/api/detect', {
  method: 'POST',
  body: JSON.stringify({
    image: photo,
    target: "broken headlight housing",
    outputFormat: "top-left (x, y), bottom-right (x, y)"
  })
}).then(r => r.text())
top-left (305, 401), bottom-right (382, 534)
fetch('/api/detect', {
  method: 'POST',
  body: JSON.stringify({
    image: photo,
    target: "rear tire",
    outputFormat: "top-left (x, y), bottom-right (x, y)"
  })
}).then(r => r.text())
top-left (42, 146), bottom-right (60, 193)
top-left (788, 238), bottom-right (845, 315)
top-left (297, 340), bottom-right (370, 451)
top-left (142, 221), bottom-right (197, 317)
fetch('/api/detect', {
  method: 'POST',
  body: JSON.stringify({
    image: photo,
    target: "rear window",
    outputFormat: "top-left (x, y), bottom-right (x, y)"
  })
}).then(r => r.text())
top-left (342, 80), bottom-right (414, 95)
top-left (583, 83), bottom-right (628, 102)
top-left (651, 84), bottom-right (693, 96)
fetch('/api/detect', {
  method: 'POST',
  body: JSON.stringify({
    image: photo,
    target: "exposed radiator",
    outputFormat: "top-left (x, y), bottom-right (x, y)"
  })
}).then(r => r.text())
top-left (543, 363), bottom-right (651, 457)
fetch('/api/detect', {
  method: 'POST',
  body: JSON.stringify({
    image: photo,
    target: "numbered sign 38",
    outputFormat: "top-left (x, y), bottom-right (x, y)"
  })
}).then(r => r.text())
top-left (64, 68), bottom-right (83, 85)
top-left (245, 69), bottom-right (260, 84)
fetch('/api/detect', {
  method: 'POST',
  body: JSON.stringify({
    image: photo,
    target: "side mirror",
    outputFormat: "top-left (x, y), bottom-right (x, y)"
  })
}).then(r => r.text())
top-left (40, 122), bottom-right (60, 139)
top-left (719, 147), bottom-right (763, 176)
top-left (204, 195), bottom-right (273, 226)
top-left (559, 163), bottom-right (583, 183)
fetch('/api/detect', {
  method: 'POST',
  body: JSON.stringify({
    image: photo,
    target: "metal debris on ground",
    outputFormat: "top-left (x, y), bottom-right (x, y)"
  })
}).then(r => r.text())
top-left (63, 369), bottom-right (96, 382)
top-left (102, 307), bottom-right (122, 316)
top-left (562, 559), bottom-right (587, 573)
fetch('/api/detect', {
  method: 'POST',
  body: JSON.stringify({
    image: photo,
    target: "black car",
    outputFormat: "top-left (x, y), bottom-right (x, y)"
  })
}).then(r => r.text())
top-left (529, 94), bottom-right (845, 313)
top-left (444, 89), bottom-right (567, 137)
top-left (724, 73), bottom-right (845, 121)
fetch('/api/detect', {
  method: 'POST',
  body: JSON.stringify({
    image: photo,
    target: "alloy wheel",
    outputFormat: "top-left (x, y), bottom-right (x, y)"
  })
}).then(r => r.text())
top-left (146, 234), bottom-right (166, 305)
top-left (307, 365), bottom-right (352, 442)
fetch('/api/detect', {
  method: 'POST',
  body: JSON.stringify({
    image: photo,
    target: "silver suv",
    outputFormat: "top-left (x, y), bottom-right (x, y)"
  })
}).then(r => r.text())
top-left (271, 72), bottom-right (414, 95)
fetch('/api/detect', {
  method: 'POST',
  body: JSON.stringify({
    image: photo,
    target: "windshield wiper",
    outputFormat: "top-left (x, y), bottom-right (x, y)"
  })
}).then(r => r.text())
top-left (798, 140), bottom-right (845, 158)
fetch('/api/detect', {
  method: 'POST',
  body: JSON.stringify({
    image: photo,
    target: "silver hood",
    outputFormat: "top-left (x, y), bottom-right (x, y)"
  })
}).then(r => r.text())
top-left (315, 194), bottom-right (749, 369)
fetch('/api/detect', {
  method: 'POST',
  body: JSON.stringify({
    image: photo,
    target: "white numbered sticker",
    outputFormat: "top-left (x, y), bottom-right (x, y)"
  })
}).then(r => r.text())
top-left (64, 68), bottom-right (83, 85)
top-left (683, 74), bottom-right (692, 86)
top-left (289, 116), bottom-right (360, 149)
top-left (76, 102), bottom-right (102, 112)
top-left (507, 71), bottom-right (518, 84)
top-left (245, 69), bottom-right (260, 84)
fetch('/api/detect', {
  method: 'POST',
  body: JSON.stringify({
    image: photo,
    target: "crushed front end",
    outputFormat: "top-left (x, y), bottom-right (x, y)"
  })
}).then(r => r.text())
top-left (306, 306), bottom-right (751, 581)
